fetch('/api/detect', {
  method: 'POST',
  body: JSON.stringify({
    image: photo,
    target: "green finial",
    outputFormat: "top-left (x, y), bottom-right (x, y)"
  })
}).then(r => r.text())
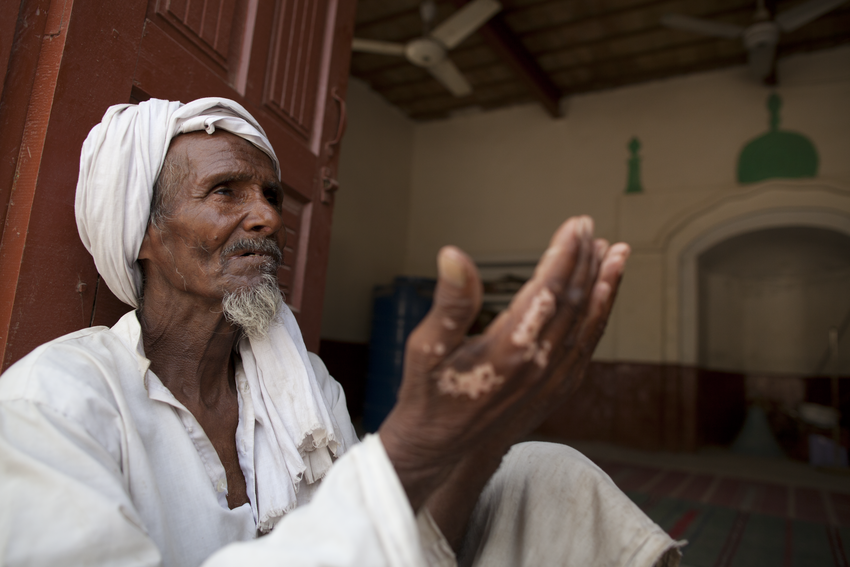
top-left (625, 137), bottom-right (643, 194)
top-left (768, 93), bottom-right (781, 132)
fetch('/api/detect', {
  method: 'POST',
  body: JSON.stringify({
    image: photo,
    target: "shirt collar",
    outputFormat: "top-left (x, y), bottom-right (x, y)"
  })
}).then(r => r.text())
top-left (110, 310), bottom-right (152, 380)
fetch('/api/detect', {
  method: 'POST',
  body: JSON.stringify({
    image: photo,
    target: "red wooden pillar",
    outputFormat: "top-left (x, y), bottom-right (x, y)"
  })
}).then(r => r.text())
top-left (0, 0), bottom-right (149, 370)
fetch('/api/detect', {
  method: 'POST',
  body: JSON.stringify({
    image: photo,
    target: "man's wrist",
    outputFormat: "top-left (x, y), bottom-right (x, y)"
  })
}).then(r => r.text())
top-left (378, 413), bottom-right (459, 512)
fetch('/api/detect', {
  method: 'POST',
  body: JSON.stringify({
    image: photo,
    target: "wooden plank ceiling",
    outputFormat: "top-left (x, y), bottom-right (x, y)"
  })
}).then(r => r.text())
top-left (350, 0), bottom-right (850, 121)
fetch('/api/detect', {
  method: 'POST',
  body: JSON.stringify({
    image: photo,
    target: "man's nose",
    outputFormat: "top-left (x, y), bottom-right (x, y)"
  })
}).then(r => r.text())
top-left (243, 190), bottom-right (283, 235)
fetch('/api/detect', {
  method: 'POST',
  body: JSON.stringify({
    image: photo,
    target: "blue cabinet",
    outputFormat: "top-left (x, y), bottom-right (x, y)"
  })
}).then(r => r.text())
top-left (363, 277), bottom-right (435, 432)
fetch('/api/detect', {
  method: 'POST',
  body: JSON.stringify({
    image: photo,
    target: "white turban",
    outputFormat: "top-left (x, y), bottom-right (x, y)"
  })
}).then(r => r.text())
top-left (75, 98), bottom-right (344, 531)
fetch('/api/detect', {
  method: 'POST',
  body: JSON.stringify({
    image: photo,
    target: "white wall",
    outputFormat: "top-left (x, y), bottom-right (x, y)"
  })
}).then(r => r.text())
top-left (323, 46), bottom-right (850, 367)
top-left (320, 79), bottom-right (415, 342)
top-left (404, 47), bottom-right (850, 277)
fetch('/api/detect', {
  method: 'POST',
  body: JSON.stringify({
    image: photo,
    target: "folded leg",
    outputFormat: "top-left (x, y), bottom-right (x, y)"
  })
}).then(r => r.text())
top-left (458, 442), bottom-right (683, 567)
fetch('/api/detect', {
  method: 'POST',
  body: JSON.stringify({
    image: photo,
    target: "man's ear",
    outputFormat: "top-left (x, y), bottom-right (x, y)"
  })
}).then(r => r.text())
top-left (137, 224), bottom-right (156, 262)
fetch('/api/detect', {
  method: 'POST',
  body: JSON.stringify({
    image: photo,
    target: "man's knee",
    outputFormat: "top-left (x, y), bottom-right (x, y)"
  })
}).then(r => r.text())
top-left (496, 441), bottom-right (615, 496)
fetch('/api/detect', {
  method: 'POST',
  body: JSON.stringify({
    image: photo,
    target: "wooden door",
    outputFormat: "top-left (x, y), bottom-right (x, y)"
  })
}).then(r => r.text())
top-left (0, 0), bottom-right (356, 370)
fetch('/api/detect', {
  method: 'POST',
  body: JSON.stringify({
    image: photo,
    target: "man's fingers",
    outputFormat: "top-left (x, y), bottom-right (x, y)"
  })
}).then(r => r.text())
top-left (593, 238), bottom-right (610, 287)
top-left (503, 217), bottom-right (599, 370)
top-left (544, 235), bottom-right (608, 353)
top-left (501, 236), bottom-right (618, 431)
top-left (582, 242), bottom-right (629, 338)
top-left (406, 246), bottom-right (482, 372)
top-left (532, 217), bottom-right (585, 281)
top-left (557, 242), bottom-right (630, 391)
top-left (567, 222), bottom-right (603, 309)
top-left (480, 217), bottom-right (589, 367)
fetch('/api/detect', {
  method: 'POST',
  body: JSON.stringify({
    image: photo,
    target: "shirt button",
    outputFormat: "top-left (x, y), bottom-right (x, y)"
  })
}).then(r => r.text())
top-left (216, 478), bottom-right (227, 493)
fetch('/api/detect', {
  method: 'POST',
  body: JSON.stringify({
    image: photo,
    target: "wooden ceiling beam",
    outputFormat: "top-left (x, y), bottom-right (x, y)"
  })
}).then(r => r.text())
top-left (562, 54), bottom-right (747, 95)
top-left (354, 6), bottom-right (419, 31)
top-left (448, 0), bottom-right (562, 118)
top-left (544, 35), bottom-right (738, 82)
top-left (349, 0), bottom-right (850, 121)
top-left (504, 0), bottom-right (753, 37)
top-left (384, 75), bottom-right (518, 105)
top-left (544, 7), bottom-right (850, 83)
top-left (407, 91), bottom-right (534, 121)
top-left (519, 3), bottom-right (754, 54)
top-left (353, 59), bottom-right (414, 80)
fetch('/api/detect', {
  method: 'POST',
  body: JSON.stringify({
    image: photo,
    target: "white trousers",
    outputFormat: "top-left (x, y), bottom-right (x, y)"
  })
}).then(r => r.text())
top-left (450, 442), bottom-right (683, 567)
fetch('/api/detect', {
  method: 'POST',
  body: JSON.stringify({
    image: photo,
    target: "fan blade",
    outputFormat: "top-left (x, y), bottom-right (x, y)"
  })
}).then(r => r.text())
top-left (775, 0), bottom-right (848, 32)
top-left (660, 13), bottom-right (744, 39)
top-left (428, 58), bottom-right (473, 97)
top-left (431, 0), bottom-right (502, 50)
top-left (352, 38), bottom-right (406, 57)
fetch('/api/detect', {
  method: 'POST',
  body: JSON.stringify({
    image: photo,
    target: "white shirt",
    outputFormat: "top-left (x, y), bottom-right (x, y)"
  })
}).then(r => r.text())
top-left (0, 312), bottom-right (451, 566)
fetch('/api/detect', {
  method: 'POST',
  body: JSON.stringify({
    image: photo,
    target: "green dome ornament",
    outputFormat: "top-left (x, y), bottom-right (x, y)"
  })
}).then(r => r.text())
top-left (737, 93), bottom-right (818, 184)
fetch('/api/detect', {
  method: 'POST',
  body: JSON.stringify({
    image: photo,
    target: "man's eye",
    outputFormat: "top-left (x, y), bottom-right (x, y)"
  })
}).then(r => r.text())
top-left (213, 186), bottom-right (232, 196)
top-left (265, 189), bottom-right (281, 207)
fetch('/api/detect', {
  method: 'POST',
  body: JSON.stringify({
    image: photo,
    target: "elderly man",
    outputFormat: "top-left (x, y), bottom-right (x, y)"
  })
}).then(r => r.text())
top-left (0, 98), bottom-right (680, 566)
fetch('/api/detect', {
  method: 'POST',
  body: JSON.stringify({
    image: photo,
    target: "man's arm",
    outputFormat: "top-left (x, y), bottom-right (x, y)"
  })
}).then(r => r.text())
top-left (378, 216), bottom-right (629, 540)
top-left (0, 399), bottom-right (164, 566)
top-left (423, 236), bottom-right (629, 548)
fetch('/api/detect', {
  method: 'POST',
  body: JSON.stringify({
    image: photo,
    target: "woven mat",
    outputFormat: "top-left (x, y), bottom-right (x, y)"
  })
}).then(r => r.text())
top-left (595, 460), bottom-right (850, 567)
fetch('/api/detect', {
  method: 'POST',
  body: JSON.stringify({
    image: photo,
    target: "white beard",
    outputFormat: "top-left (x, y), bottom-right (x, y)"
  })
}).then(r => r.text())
top-left (222, 272), bottom-right (282, 340)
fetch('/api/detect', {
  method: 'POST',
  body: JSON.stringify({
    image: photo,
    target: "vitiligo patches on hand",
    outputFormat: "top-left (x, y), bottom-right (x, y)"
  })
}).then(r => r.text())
top-left (511, 287), bottom-right (556, 366)
top-left (435, 288), bottom-right (557, 398)
top-left (437, 363), bottom-right (505, 399)
top-left (423, 342), bottom-right (447, 356)
top-left (511, 288), bottom-right (556, 346)
top-left (529, 339), bottom-right (551, 367)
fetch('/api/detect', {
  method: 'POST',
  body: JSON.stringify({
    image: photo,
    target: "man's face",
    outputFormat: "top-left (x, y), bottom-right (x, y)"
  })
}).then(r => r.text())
top-left (139, 131), bottom-right (284, 303)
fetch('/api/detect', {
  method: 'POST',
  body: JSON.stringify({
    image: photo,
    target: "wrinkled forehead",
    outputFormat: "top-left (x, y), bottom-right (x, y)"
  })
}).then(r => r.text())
top-left (164, 130), bottom-right (277, 176)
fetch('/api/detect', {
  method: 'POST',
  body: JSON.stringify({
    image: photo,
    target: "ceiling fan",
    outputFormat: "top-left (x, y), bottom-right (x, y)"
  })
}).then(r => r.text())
top-left (351, 0), bottom-right (502, 97)
top-left (660, 0), bottom-right (849, 82)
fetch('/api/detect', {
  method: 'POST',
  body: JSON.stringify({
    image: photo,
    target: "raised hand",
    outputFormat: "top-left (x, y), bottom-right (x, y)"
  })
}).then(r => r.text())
top-left (378, 216), bottom-right (629, 512)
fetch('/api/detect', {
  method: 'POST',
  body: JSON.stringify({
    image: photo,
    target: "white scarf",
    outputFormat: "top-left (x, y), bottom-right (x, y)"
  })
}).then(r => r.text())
top-left (75, 97), bottom-right (344, 531)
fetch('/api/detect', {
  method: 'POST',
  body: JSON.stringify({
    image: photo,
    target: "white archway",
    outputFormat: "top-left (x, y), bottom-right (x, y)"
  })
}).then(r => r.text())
top-left (658, 179), bottom-right (850, 365)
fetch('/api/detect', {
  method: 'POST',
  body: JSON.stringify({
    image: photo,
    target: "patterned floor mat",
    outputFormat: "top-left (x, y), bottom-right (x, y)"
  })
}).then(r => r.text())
top-left (594, 460), bottom-right (850, 567)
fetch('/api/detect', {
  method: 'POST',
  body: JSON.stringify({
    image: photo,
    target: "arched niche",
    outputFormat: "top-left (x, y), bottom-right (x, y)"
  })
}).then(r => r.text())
top-left (698, 226), bottom-right (850, 375)
top-left (659, 179), bottom-right (850, 366)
